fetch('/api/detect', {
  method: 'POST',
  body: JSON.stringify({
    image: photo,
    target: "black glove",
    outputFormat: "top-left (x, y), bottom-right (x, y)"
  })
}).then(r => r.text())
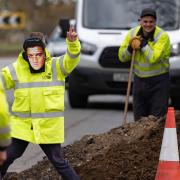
top-left (127, 45), bottom-right (133, 54)
top-left (141, 38), bottom-right (148, 48)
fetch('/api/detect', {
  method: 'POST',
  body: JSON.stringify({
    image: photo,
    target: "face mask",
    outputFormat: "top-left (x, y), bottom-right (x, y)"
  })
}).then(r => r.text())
top-left (26, 46), bottom-right (45, 70)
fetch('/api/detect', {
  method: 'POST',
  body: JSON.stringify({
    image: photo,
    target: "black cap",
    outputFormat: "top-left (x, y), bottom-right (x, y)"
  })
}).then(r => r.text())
top-left (140, 8), bottom-right (157, 19)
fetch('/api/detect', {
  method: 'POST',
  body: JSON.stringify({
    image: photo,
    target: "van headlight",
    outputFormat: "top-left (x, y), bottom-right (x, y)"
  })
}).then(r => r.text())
top-left (81, 41), bottom-right (97, 55)
top-left (171, 43), bottom-right (180, 57)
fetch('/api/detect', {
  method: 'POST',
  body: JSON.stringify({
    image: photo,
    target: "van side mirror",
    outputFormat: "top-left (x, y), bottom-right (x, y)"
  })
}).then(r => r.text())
top-left (59, 18), bottom-right (70, 38)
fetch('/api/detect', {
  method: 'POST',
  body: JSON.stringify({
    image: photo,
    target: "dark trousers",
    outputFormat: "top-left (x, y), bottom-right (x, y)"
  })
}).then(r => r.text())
top-left (133, 73), bottom-right (170, 121)
top-left (0, 138), bottom-right (80, 180)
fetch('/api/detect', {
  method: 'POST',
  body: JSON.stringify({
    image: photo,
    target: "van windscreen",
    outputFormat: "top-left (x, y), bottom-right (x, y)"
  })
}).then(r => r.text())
top-left (83, 0), bottom-right (179, 30)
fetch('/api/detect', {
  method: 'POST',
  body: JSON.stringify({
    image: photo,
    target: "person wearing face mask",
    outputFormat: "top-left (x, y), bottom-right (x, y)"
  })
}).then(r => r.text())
top-left (0, 26), bottom-right (81, 180)
top-left (118, 8), bottom-right (170, 121)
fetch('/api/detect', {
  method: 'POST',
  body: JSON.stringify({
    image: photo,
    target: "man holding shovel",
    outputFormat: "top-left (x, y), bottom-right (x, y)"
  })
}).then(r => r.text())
top-left (118, 8), bottom-right (170, 121)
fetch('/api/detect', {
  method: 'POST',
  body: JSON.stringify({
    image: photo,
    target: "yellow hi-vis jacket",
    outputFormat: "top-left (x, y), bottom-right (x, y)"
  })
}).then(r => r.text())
top-left (118, 26), bottom-right (170, 78)
top-left (1, 38), bottom-right (81, 144)
top-left (0, 75), bottom-right (11, 149)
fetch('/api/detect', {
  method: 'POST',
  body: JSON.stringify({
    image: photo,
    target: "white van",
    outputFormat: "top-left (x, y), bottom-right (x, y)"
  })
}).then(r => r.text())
top-left (67, 0), bottom-right (180, 108)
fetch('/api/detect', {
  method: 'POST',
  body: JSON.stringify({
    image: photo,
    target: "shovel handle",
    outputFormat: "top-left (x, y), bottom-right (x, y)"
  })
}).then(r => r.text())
top-left (123, 49), bottom-right (136, 124)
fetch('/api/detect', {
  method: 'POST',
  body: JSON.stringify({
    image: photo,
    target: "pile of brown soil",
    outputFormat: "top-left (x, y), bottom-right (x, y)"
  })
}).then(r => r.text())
top-left (4, 111), bottom-right (180, 180)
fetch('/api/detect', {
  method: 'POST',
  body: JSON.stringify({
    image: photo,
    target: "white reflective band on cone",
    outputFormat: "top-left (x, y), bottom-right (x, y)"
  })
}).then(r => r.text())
top-left (159, 128), bottom-right (179, 161)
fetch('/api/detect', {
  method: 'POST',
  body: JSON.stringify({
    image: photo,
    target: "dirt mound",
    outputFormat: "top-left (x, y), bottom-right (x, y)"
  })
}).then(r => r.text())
top-left (4, 111), bottom-right (180, 180)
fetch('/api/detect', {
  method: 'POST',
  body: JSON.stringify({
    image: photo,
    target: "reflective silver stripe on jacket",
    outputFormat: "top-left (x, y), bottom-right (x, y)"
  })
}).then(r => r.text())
top-left (52, 57), bottom-right (57, 80)
top-left (122, 28), bottom-right (137, 60)
top-left (67, 49), bottom-right (80, 59)
top-left (130, 27), bottom-right (137, 38)
top-left (59, 55), bottom-right (69, 76)
top-left (0, 73), bottom-right (6, 89)
top-left (52, 56), bottom-right (70, 77)
top-left (125, 49), bottom-right (131, 57)
top-left (142, 45), bottom-right (153, 62)
top-left (8, 64), bottom-right (18, 81)
top-left (134, 58), bottom-right (169, 68)
top-left (121, 50), bottom-right (126, 61)
top-left (0, 126), bottom-right (10, 135)
top-left (11, 111), bottom-right (64, 118)
top-left (134, 67), bottom-right (169, 77)
top-left (141, 29), bottom-right (164, 62)
top-left (153, 29), bottom-right (164, 44)
top-left (15, 81), bottom-right (65, 88)
top-left (1, 76), bottom-right (6, 90)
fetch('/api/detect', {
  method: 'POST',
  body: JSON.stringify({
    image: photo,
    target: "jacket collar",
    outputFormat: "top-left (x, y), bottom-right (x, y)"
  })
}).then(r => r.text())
top-left (137, 26), bottom-right (155, 41)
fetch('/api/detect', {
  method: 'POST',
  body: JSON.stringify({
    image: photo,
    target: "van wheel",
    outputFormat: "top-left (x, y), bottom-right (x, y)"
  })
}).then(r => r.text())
top-left (68, 90), bottom-right (88, 108)
top-left (171, 96), bottom-right (180, 110)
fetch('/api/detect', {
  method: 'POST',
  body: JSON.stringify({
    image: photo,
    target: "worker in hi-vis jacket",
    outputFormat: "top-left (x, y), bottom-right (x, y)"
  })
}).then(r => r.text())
top-left (118, 8), bottom-right (170, 121)
top-left (0, 26), bottom-right (81, 180)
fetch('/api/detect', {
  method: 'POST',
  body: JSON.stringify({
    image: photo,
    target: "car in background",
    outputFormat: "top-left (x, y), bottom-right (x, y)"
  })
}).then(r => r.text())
top-left (46, 26), bottom-right (67, 57)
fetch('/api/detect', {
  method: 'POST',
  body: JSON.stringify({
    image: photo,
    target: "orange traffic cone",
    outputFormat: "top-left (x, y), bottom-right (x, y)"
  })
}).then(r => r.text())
top-left (155, 107), bottom-right (180, 180)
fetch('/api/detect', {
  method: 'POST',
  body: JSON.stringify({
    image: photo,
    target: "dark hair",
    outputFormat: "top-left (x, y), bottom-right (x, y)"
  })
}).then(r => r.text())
top-left (23, 32), bottom-right (47, 51)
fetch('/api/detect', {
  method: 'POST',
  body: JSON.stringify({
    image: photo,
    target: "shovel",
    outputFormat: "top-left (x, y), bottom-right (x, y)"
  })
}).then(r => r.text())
top-left (123, 49), bottom-right (136, 124)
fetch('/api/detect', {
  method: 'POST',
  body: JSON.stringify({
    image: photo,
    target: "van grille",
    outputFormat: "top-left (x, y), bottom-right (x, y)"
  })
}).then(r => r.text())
top-left (99, 46), bottom-right (130, 68)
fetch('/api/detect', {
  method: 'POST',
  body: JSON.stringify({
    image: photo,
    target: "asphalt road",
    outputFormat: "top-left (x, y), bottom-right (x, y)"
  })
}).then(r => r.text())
top-left (0, 57), bottom-right (133, 172)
